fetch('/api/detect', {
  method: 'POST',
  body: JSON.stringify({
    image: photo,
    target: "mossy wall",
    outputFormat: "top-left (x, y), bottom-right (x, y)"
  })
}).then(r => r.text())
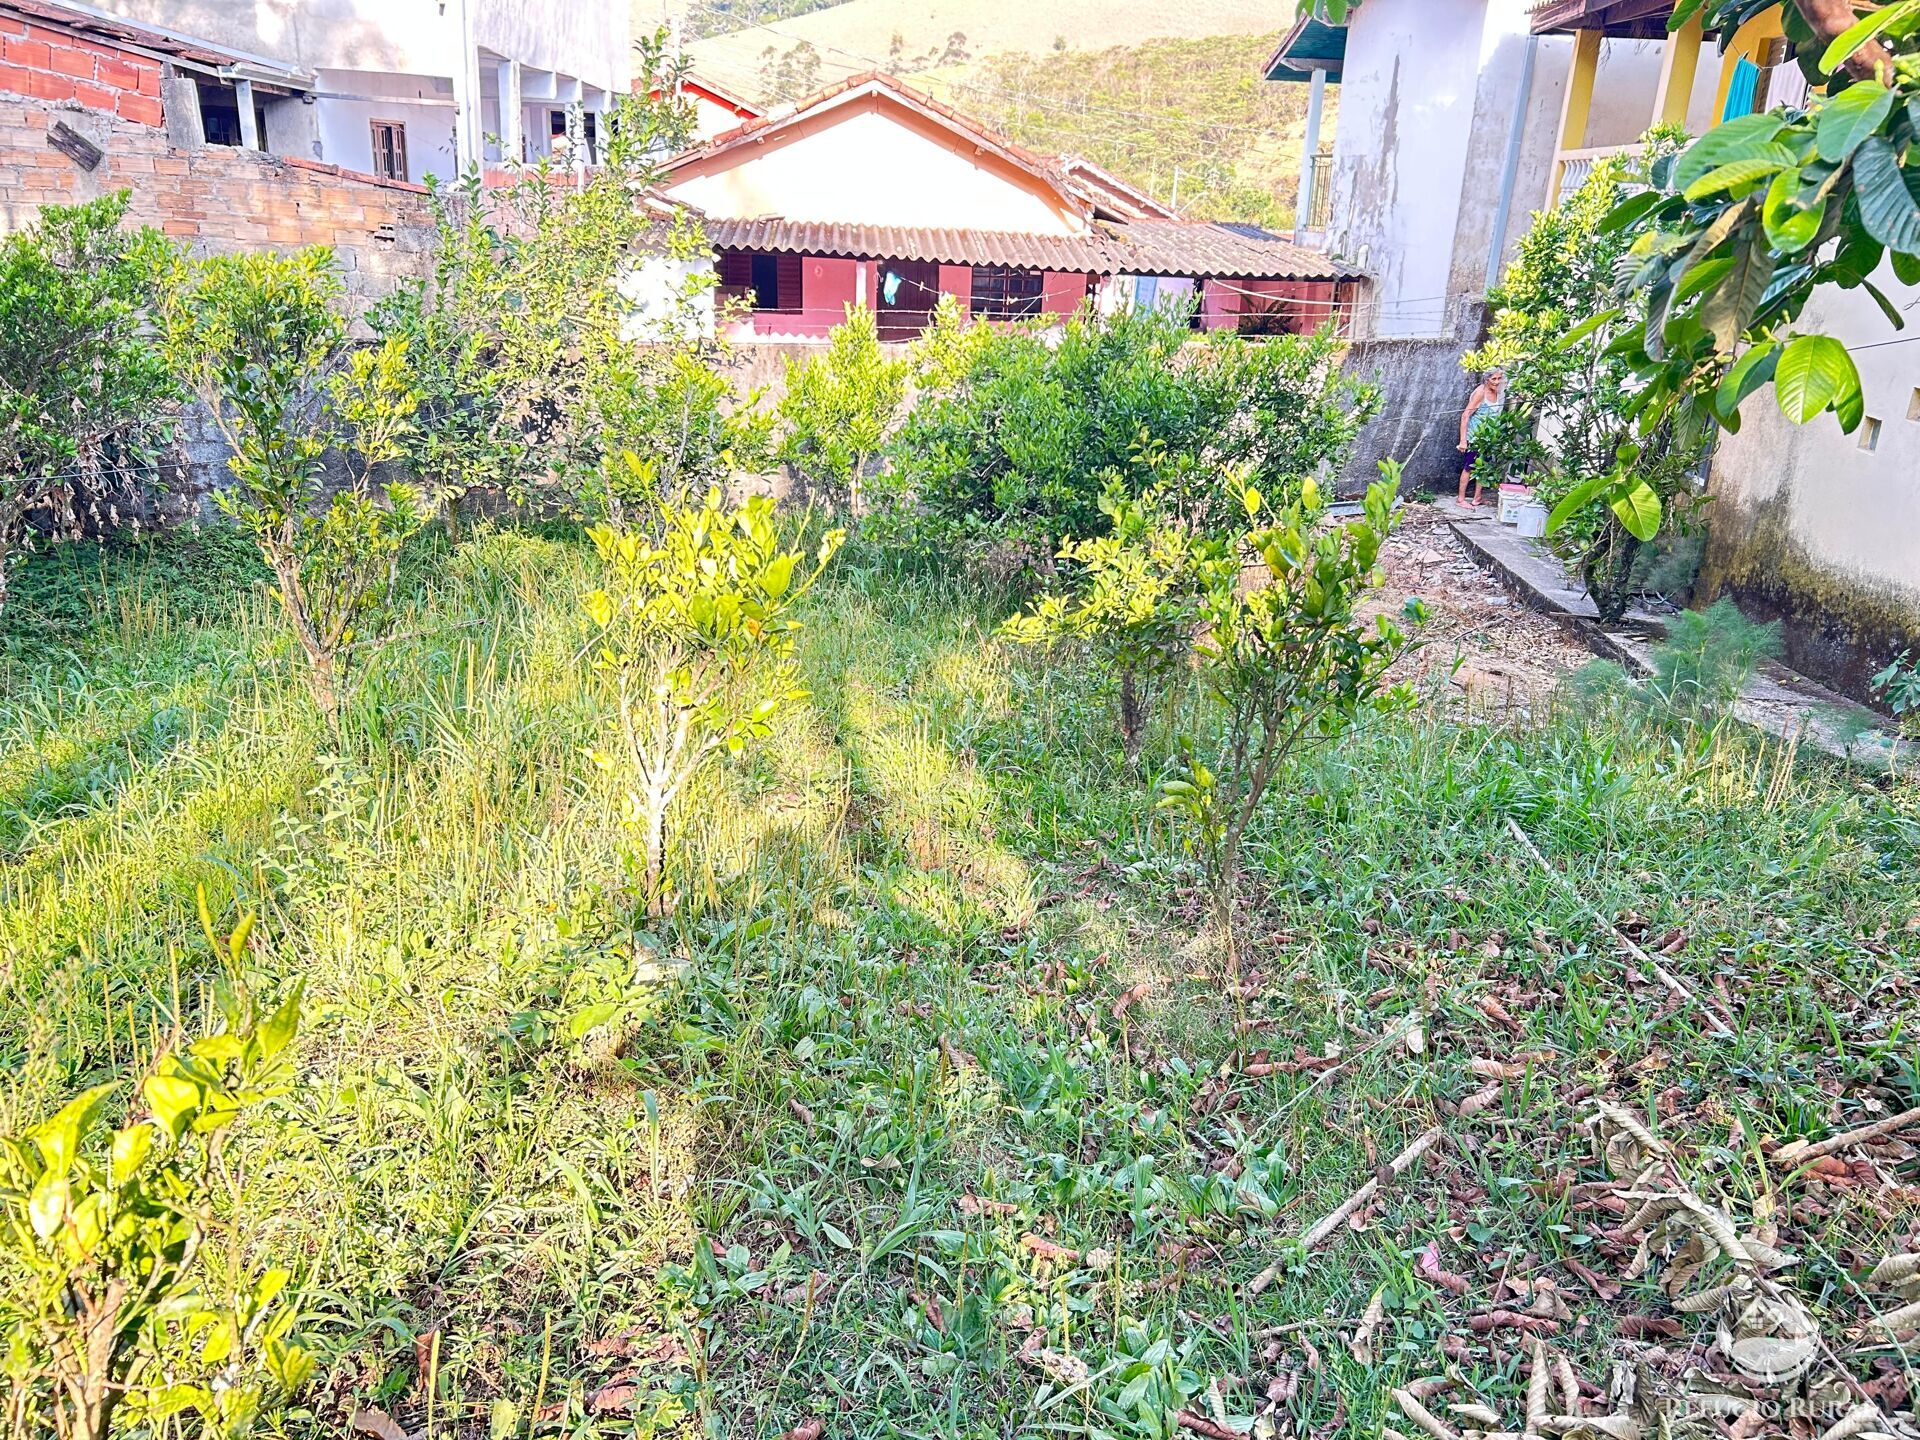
top-left (1699, 487), bottom-right (1920, 707)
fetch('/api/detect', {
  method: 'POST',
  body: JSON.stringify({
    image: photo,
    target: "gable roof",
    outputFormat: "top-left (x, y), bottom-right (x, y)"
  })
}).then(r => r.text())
top-left (661, 70), bottom-right (1088, 219)
top-left (1057, 155), bottom-right (1182, 222)
top-left (646, 72), bottom-right (763, 119)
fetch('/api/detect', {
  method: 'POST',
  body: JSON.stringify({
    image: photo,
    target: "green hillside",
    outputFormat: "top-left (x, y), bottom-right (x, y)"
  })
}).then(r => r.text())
top-left (934, 33), bottom-right (1327, 228)
top-left (677, 0), bottom-right (852, 41)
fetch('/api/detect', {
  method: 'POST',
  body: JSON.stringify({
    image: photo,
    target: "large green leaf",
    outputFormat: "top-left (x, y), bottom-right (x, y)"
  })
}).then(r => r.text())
top-left (1852, 137), bottom-right (1920, 253)
top-left (1762, 169), bottom-right (1826, 254)
top-left (1599, 190), bottom-right (1664, 234)
top-left (1774, 334), bottom-right (1861, 425)
top-left (1819, 4), bottom-right (1920, 75)
top-left (1545, 472), bottom-right (1612, 536)
top-left (1675, 112), bottom-right (1789, 193)
top-left (1814, 81), bottom-right (1893, 163)
top-left (1683, 149), bottom-right (1795, 200)
top-left (1609, 480), bottom-right (1662, 544)
top-left (1713, 339), bottom-right (1779, 419)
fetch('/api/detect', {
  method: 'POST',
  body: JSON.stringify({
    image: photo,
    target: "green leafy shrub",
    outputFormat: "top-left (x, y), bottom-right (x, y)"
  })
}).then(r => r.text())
top-left (1571, 597), bottom-right (1782, 732)
top-left (777, 305), bottom-right (909, 512)
top-left (1466, 135), bottom-right (1708, 624)
top-left (400, 68), bottom-right (764, 523)
top-left (157, 248), bottom-right (422, 726)
top-left (0, 193), bottom-right (180, 615)
top-left (1157, 467), bottom-right (1419, 960)
top-left (879, 306), bottom-right (1376, 575)
top-left (1872, 649), bottom-right (1920, 737)
top-left (1001, 474), bottom-right (1216, 764)
top-left (585, 482), bottom-right (844, 916)
top-left (0, 914), bottom-right (310, 1440)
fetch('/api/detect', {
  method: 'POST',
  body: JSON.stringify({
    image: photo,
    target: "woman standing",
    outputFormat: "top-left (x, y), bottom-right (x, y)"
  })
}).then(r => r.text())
top-left (1456, 369), bottom-right (1506, 507)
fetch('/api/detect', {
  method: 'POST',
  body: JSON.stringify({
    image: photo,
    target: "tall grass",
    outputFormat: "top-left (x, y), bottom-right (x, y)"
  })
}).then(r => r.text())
top-left (1, 523), bottom-right (1913, 1437)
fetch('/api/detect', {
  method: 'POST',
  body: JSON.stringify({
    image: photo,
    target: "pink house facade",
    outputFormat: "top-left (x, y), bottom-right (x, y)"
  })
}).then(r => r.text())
top-left (658, 73), bottom-right (1364, 344)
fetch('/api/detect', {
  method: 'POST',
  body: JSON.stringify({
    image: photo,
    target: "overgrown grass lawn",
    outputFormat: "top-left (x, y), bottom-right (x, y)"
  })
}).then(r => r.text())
top-left (2, 523), bottom-right (1916, 1438)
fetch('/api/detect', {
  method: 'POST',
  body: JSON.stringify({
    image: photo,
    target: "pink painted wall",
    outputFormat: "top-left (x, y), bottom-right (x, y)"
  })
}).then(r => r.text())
top-left (720, 255), bottom-right (862, 342)
top-left (939, 264), bottom-right (972, 309)
top-left (720, 261), bottom-right (1106, 341)
top-left (1197, 278), bottom-right (1347, 334)
top-left (1043, 271), bottom-right (1090, 316)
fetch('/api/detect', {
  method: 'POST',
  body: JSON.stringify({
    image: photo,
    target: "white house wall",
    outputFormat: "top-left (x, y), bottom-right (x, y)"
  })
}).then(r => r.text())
top-left (665, 101), bottom-right (1087, 234)
top-left (87, 1), bottom-right (626, 93)
top-left (1703, 275), bottom-right (1920, 695)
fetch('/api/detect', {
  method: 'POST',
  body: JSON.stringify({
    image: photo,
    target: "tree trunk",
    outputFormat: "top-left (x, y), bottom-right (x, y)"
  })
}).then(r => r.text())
top-left (443, 490), bottom-right (463, 544)
top-left (1118, 667), bottom-right (1145, 767)
top-left (642, 784), bottom-right (669, 919)
top-left (1791, 0), bottom-right (1896, 79)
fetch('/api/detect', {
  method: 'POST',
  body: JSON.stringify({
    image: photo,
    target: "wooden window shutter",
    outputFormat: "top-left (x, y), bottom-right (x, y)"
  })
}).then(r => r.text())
top-left (719, 250), bottom-right (753, 289)
top-left (774, 253), bottom-right (803, 313)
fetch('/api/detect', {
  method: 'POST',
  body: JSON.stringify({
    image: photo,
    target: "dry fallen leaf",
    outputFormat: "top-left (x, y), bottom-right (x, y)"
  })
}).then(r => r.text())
top-left (779, 1421), bottom-right (825, 1440)
top-left (349, 1409), bottom-right (408, 1440)
top-left (1352, 1289), bottom-right (1388, 1364)
top-left (1417, 1241), bottom-right (1471, 1296)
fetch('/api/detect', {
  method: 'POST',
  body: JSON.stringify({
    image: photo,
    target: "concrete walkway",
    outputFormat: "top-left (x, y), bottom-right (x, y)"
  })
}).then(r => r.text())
top-left (1433, 499), bottom-right (1908, 772)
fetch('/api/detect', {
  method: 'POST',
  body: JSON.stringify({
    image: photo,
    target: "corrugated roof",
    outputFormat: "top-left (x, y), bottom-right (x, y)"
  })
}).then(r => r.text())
top-left (0, 0), bottom-right (314, 83)
top-left (704, 217), bottom-right (1114, 271)
top-left (701, 216), bottom-right (1363, 282)
top-left (1115, 221), bottom-right (1361, 279)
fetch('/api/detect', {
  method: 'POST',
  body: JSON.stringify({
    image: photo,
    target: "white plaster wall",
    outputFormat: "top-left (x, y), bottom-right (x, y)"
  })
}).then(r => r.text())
top-left (1710, 273), bottom-right (1920, 613)
top-left (1323, 0), bottom-right (1484, 337)
top-left (664, 97), bottom-right (1087, 234)
top-left (88, 0), bottom-right (626, 94)
top-left (314, 81), bottom-right (458, 181)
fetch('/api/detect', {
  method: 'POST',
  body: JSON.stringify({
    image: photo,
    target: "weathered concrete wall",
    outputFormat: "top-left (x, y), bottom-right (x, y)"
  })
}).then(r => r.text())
top-left (1700, 277), bottom-right (1920, 703)
top-left (1337, 324), bottom-right (1486, 496)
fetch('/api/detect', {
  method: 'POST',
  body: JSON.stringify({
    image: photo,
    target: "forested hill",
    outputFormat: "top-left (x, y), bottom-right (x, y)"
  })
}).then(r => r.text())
top-left (947, 33), bottom-right (1323, 228)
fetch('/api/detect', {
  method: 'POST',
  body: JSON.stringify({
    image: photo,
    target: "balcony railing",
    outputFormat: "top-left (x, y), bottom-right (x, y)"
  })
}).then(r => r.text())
top-left (1305, 150), bottom-right (1333, 230)
top-left (1548, 143), bottom-right (1635, 207)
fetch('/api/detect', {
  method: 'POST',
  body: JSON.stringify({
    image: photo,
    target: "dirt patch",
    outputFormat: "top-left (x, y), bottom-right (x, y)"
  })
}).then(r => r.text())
top-left (1374, 502), bottom-right (1593, 715)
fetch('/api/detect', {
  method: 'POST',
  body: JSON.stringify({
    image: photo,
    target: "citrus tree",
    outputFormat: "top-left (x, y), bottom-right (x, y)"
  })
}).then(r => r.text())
top-left (0, 915), bottom-right (311, 1440)
top-left (777, 305), bottom-right (909, 513)
top-left (157, 248), bottom-right (421, 727)
top-left (585, 485), bottom-right (844, 917)
top-left (1158, 467), bottom-right (1420, 966)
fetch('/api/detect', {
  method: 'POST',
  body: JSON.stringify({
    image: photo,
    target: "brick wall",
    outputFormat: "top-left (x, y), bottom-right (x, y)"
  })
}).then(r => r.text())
top-left (0, 12), bottom-right (163, 126)
top-left (1, 91), bottom-right (441, 308)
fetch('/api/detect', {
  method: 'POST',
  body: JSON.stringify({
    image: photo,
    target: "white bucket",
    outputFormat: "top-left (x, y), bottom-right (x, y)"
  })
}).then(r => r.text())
top-left (1497, 485), bottom-right (1532, 525)
top-left (1515, 502), bottom-right (1548, 538)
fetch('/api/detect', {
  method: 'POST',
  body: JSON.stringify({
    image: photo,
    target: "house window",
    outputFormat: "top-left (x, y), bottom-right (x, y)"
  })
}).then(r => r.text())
top-left (581, 111), bottom-right (599, 164)
top-left (970, 265), bottom-right (1045, 321)
top-left (369, 121), bottom-right (408, 182)
top-left (1859, 415), bottom-right (1883, 452)
top-left (718, 249), bottom-right (803, 314)
top-left (196, 81), bottom-right (263, 149)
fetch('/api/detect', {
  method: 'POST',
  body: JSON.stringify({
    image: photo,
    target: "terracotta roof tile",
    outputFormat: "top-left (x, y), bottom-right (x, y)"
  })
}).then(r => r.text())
top-left (700, 216), bottom-right (1362, 281)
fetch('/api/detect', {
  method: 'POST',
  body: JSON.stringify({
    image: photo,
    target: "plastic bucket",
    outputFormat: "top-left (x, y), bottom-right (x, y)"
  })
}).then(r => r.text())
top-left (1497, 484), bottom-right (1533, 525)
top-left (1515, 502), bottom-right (1548, 538)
